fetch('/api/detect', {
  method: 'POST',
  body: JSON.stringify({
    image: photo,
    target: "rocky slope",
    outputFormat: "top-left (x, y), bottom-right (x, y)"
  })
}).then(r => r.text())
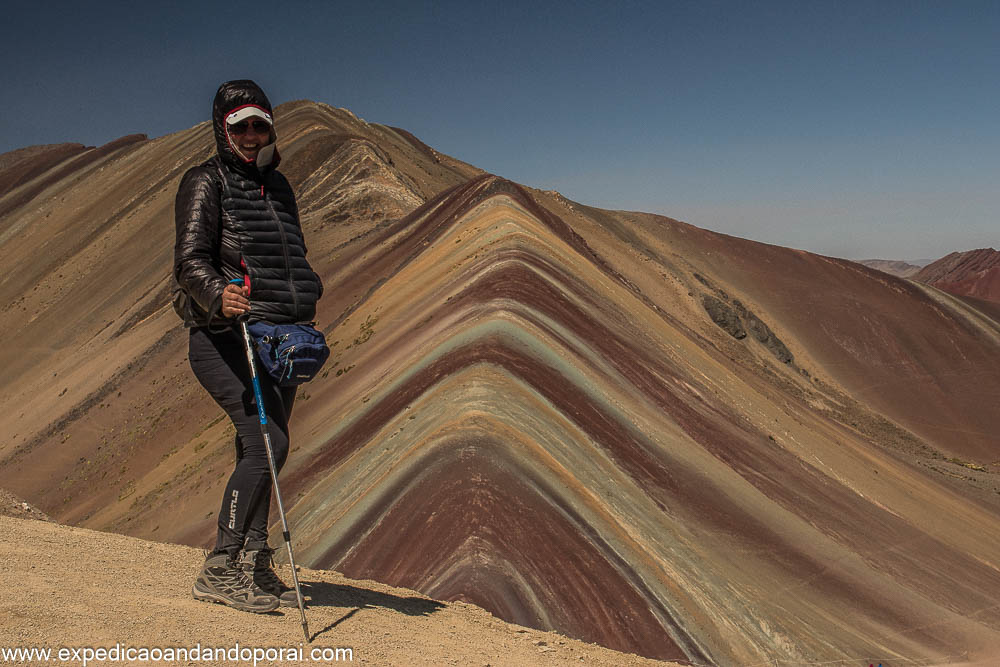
top-left (2, 101), bottom-right (1000, 665)
top-left (0, 487), bottom-right (51, 522)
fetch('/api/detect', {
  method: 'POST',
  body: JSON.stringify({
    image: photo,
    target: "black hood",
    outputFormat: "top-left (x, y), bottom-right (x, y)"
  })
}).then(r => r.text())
top-left (212, 80), bottom-right (280, 175)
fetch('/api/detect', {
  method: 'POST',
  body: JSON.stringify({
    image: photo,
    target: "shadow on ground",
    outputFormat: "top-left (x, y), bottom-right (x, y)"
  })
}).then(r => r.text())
top-left (297, 580), bottom-right (446, 640)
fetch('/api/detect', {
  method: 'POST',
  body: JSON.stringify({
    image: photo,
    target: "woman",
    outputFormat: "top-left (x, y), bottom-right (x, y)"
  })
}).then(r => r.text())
top-left (173, 80), bottom-right (322, 613)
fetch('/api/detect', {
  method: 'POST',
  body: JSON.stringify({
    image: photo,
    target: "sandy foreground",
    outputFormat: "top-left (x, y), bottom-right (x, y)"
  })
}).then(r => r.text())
top-left (0, 515), bottom-right (680, 666)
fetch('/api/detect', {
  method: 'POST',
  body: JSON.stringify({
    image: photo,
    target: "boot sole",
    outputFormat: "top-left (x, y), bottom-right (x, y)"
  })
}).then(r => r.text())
top-left (192, 584), bottom-right (279, 613)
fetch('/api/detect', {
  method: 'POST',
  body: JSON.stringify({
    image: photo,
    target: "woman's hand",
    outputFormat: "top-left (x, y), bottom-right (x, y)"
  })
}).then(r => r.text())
top-left (220, 283), bottom-right (250, 318)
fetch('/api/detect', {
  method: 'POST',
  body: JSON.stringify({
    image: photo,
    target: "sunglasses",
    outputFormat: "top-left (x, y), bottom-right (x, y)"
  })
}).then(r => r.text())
top-left (228, 120), bottom-right (271, 135)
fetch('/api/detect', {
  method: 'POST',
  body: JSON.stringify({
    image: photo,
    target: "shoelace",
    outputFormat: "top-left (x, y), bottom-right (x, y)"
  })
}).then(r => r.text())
top-left (229, 557), bottom-right (268, 594)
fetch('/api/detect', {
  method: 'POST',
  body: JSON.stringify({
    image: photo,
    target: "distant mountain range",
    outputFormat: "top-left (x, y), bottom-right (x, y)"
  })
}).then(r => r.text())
top-left (2, 102), bottom-right (999, 664)
top-left (856, 258), bottom-right (925, 278)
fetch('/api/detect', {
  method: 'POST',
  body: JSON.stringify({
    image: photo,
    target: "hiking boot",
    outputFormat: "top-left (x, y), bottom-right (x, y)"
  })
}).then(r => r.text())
top-left (238, 546), bottom-right (300, 608)
top-left (192, 552), bottom-right (279, 613)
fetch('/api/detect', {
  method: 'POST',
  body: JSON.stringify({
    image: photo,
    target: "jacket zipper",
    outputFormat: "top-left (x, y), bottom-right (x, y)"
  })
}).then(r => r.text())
top-left (263, 183), bottom-right (300, 316)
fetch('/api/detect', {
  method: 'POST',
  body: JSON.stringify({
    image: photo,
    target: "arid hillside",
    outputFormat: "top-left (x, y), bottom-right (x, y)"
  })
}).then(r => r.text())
top-left (913, 248), bottom-right (1000, 303)
top-left (1, 101), bottom-right (999, 665)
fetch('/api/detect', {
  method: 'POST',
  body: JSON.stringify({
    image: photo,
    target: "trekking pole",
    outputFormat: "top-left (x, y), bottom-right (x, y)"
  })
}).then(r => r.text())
top-left (236, 304), bottom-right (310, 642)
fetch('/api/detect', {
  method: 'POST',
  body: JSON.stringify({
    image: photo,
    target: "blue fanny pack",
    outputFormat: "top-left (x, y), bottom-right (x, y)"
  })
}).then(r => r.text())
top-left (247, 321), bottom-right (330, 387)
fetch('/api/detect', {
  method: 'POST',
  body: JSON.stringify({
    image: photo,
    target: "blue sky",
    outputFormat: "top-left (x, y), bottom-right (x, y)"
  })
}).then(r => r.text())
top-left (4, 1), bottom-right (997, 260)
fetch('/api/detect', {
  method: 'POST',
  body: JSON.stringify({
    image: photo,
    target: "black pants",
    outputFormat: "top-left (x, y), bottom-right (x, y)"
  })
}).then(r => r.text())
top-left (188, 326), bottom-right (296, 557)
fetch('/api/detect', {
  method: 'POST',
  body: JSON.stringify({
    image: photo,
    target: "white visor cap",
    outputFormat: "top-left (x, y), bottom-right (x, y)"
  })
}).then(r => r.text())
top-left (225, 105), bottom-right (273, 127)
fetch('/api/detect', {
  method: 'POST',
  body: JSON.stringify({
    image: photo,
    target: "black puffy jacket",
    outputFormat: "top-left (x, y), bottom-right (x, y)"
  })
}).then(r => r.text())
top-left (173, 80), bottom-right (322, 327)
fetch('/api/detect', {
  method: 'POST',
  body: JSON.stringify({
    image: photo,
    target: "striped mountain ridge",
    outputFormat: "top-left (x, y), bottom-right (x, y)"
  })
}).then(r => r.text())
top-left (1, 101), bottom-right (999, 665)
top-left (913, 248), bottom-right (1000, 303)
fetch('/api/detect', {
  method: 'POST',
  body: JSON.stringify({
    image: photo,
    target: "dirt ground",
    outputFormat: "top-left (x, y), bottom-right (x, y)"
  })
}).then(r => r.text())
top-left (0, 515), bottom-right (680, 666)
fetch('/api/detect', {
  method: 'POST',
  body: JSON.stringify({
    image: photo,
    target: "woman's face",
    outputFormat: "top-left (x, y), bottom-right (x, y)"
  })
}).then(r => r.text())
top-left (228, 116), bottom-right (271, 161)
